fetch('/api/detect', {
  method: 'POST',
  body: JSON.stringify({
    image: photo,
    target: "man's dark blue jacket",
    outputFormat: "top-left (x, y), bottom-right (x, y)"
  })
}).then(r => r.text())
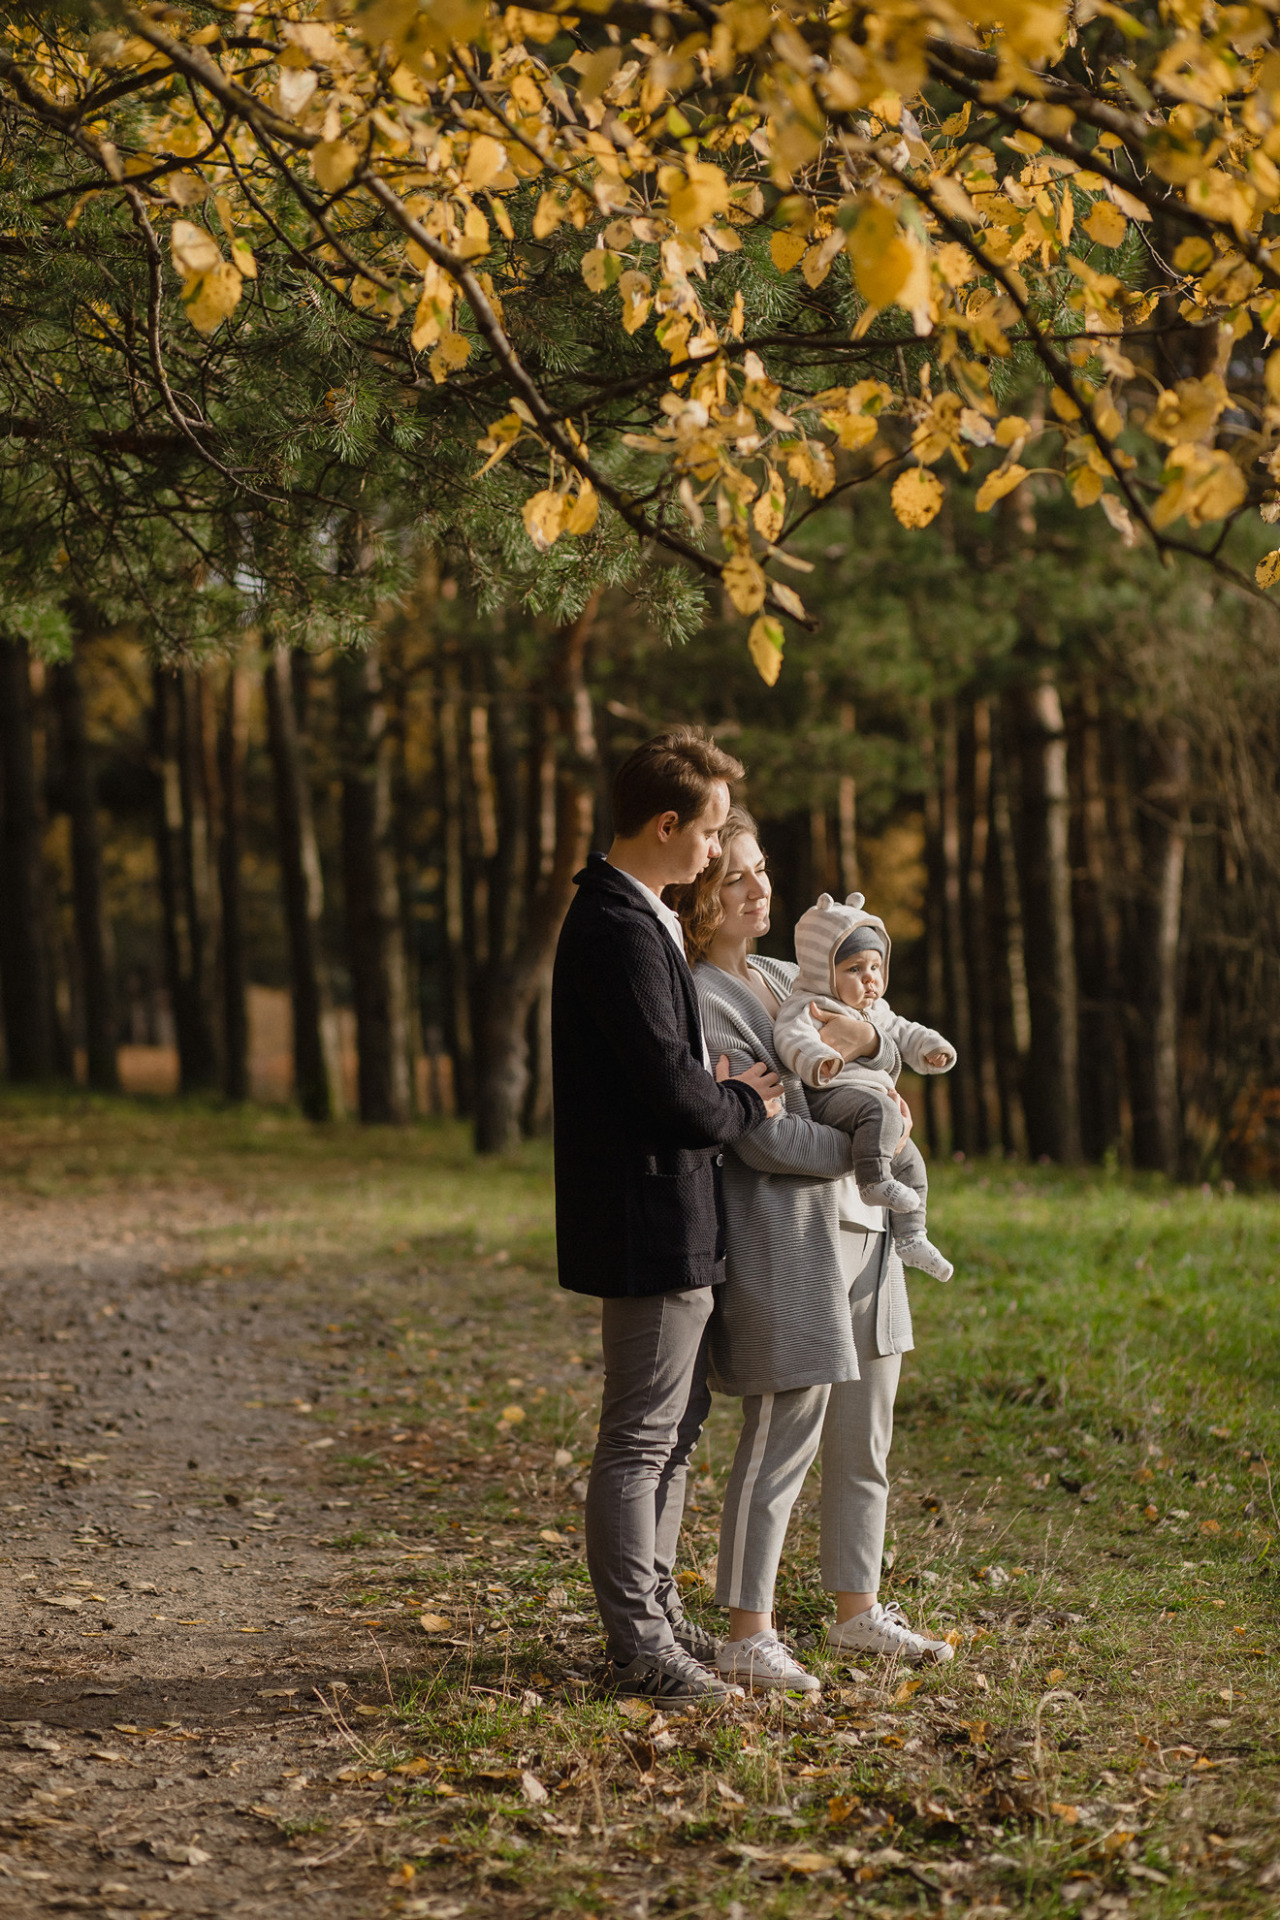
top-left (551, 855), bottom-right (765, 1299)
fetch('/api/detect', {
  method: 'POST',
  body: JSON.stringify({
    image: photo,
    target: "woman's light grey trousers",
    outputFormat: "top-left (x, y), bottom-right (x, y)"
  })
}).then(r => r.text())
top-left (716, 1228), bottom-right (901, 1610)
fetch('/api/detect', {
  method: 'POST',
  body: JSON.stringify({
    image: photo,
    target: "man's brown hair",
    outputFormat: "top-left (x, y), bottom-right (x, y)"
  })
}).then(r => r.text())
top-left (611, 726), bottom-right (745, 839)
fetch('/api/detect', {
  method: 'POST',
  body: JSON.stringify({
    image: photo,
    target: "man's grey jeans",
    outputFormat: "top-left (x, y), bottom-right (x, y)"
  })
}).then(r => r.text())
top-left (585, 1286), bottom-right (714, 1666)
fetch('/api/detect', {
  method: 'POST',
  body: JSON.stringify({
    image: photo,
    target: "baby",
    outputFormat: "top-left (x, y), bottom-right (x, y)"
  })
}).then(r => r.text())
top-left (773, 891), bottom-right (956, 1282)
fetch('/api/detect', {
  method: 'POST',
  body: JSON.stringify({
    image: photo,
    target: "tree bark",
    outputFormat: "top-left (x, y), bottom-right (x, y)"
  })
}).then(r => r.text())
top-left (472, 599), bottom-right (601, 1154)
top-left (1012, 672), bottom-right (1082, 1162)
top-left (50, 622), bottom-right (117, 1091)
top-left (436, 645), bottom-right (474, 1113)
top-left (989, 708), bottom-right (1030, 1157)
top-left (837, 702), bottom-right (859, 897)
top-left (151, 667), bottom-right (214, 1091)
top-left (263, 642), bottom-right (337, 1122)
top-left (919, 722), bottom-right (952, 1158)
top-left (1074, 678), bottom-right (1129, 1160)
top-left (1131, 733), bottom-right (1189, 1174)
top-left (218, 657), bottom-right (252, 1102)
top-left (937, 697), bottom-right (973, 1154)
top-left (966, 698), bottom-right (1001, 1152)
top-left (0, 635), bottom-right (55, 1080)
top-left (336, 644), bottom-right (412, 1125)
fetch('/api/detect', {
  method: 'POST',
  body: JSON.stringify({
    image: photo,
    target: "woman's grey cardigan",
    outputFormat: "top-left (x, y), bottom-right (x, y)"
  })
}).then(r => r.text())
top-left (695, 954), bottom-right (913, 1397)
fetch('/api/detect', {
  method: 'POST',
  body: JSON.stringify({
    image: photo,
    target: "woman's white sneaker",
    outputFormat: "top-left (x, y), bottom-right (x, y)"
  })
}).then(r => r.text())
top-left (826, 1600), bottom-right (954, 1666)
top-left (717, 1629), bottom-right (821, 1693)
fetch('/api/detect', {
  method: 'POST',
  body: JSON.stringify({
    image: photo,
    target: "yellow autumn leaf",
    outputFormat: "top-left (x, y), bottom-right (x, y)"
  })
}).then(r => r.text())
top-left (618, 270), bottom-right (652, 334)
top-left (533, 190), bottom-right (565, 239)
top-left (748, 615), bottom-right (784, 685)
top-left (770, 579), bottom-right (808, 621)
top-left (581, 249), bottom-right (620, 293)
top-left (770, 228), bottom-right (808, 274)
top-left (847, 201), bottom-right (914, 309)
top-left (499, 1403), bottom-right (525, 1423)
top-left (995, 415), bottom-right (1029, 446)
top-left (890, 467), bottom-right (944, 529)
top-left (522, 489), bottom-right (570, 552)
top-left (566, 484), bottom-right (599, 535)
top-left (230, 240), bottom-right (257, 280)
top-left (312, 138), bottom-right (359, 193)
top-left (1071, 465), bottom-right (1104, 507)
top-left (1256, 550), bottom-right (1280, 587)
top-left (1084, 200), bottom-right (1127, 248)
top-left (429, 331), bottom-right (471, 382)
top-left (171, 219), bottom-right (221, 278)
top-left (723, 551), bottom-right (767, 614)
top-left (667, 161), bottom-right (730, 232)
top-left (418, 1613), bottom-right (452, 1632)
top-left (752, 469), bottom-right (785, 542)
top-left (183, 261), bottom-right (242, 336)
top-left (975, 463), bottom-right (1029, 512)
top-left (464, 134), bottom-right (505, 189)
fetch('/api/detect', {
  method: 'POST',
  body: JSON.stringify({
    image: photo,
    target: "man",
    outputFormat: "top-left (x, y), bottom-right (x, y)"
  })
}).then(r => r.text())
top-left (552, 727), bottom-right (782, 1701)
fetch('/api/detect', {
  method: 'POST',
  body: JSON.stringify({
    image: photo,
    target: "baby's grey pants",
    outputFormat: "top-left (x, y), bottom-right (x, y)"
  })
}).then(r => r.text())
top-left (715, 1229), bottom-right (901, 1612)
top-left (807, 1077), bottom-right (928, 1243)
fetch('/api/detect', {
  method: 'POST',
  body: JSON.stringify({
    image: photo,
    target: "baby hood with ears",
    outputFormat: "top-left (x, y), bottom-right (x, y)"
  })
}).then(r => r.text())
top-left (793, 891), bottom-right (893, 999)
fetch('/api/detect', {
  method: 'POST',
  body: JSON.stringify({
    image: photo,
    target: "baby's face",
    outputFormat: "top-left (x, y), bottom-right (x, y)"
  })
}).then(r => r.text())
top-left (834, 951), bottom-right (883, 1010)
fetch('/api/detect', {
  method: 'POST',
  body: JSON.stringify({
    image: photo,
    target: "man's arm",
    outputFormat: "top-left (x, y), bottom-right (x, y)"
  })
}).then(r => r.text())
top-left (570, 916), bottom-right (778, 1147)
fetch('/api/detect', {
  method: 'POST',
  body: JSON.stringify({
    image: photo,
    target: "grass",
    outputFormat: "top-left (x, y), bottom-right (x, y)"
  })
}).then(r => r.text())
top-left (3, 1091), bottom-right (1280, 1916)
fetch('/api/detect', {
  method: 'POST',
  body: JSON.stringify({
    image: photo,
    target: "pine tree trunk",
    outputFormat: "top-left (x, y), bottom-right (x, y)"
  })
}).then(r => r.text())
top-left (1012, 673), bottom-right (1082, 1162)
top-left (152, 668), bottom-right (209, 1091)
top-left (919, 722), bottom-right (951, 1158)
top-left (218, 658), bottom-right (251, 1102)
top-left (966, 698), bottom-right (1001, 1152)
top-left (838, 702), bottom-right (859, 896)
top-left (436, 646), bottom-right (474, 1114)
top-left (337, 645), bottom-right (412, 1126)
top-left (938, 697), bottom-right (973, 1154)
top-left (263, 642), bottom-right (337, 1122)
top-left (989, 709), bottom-right (1030, 1156)
top-left (1075, 678), bottom-right (1129, 1159)
top-left (1131, 733), bottom-right (1189, 1174)
top-left (472, 600), bottom-right (600, 1154)
top-left (51, 626), bottom-right (117, 1092)
top-left (0, 635), bottom-right (55, 1080)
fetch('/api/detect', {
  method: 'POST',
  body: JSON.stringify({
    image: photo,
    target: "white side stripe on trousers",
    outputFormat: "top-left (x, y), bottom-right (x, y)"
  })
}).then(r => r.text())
top-left (726, 1392), bottom-right (774, 1609)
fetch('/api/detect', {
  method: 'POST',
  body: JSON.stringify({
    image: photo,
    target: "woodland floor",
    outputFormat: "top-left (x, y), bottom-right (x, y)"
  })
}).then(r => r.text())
top-left (0, 1099), bottom-right (1277, 1920)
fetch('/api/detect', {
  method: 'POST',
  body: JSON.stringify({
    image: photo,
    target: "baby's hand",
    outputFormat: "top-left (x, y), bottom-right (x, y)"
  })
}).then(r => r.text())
top-left (924, 1049), bottom-right (950, 1068)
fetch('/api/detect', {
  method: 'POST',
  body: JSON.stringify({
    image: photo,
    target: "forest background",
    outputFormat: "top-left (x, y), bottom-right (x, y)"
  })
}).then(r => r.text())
top-left (4, 480), bottom-right (1280, 1184)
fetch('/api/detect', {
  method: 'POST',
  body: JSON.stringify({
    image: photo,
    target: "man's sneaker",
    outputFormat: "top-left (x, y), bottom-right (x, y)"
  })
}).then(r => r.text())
top-left (607, 1644), bottom-right (742, 1703)
top-left (895, 1235), bottom-right (954, 1282)
top-left (670, 1615), bottom-right (720, 1663)
top-left (826, 1600), bottom-right (954, 1666)
top-left (717, 1629), bottom-right (820, 1693)
top-left (858, 1175), bottom-right (918, 1214)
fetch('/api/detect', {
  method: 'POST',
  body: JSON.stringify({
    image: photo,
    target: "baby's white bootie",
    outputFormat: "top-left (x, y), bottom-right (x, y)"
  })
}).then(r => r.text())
top-left (858, 1176), bottom-right (918, 1213)
top-left (895, 1235), bottom-right (954, 1283)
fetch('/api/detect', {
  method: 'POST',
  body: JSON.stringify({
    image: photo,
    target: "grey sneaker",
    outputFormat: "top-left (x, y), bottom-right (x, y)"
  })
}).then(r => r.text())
top-left (826, 1599), bottom-right (954, 1666)
top-left (607, 1644), bottom-right (742, 1702)
top-left (858, 1175), bottom-right (918, 1213)
top-left (717, 1629), bottom-right (820, 1693)
top-left (670, 1615), bottom-right (721, 1663)
top-left (895, 1235), bottom-right (954, 1282)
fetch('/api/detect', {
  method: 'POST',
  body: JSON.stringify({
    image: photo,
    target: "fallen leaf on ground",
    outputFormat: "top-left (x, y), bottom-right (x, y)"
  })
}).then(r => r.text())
top-left (521, 1770), bottom-right (549, 1804)
top-left (418, 1614), bottom-right (451, 1631)
top-left (539, 1529), bottom-right (564, 1544)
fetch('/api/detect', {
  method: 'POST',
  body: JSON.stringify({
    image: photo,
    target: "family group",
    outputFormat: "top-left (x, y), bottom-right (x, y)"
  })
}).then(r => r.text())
top-left (551, 727), bottom-right (959, 1700)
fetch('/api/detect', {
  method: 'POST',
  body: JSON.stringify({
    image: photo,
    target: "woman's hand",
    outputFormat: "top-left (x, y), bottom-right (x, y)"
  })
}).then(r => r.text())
top-left (810, 1003), bottom-right (878, 1062)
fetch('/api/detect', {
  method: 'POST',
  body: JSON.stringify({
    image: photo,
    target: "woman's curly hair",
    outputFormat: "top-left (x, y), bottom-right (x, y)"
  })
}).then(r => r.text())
top-left (669, 805), bottom-right (760, 965)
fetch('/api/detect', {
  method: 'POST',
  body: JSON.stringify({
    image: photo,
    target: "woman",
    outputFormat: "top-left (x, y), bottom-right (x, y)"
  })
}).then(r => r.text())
top-left (673, 807), bottom-right (953, 1691)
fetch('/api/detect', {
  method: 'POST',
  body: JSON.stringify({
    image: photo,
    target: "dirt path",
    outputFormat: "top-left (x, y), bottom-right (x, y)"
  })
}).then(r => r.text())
top-left (0, 1187), bottom-right (425, 1920)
